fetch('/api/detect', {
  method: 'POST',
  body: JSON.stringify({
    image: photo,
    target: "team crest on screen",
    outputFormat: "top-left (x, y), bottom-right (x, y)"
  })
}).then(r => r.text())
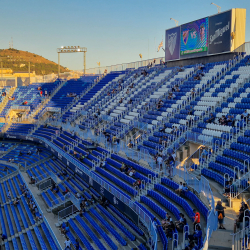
top-left (182, 30), bottom-right (189, 45)
top-left (168, 33), bottom-right (177, 55)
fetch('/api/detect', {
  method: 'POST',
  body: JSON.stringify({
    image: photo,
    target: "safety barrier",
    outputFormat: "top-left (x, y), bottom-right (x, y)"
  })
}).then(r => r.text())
top-left (58, 204), bottom-right (79, 221)
top-left (38, 179), bottom-right (52, 190)
top-left (202, 209), bottom-right (218, 250)
top-left (69, 193), bottom-right (81, 209)
top-left (232, 208), bottom-right (250, 250)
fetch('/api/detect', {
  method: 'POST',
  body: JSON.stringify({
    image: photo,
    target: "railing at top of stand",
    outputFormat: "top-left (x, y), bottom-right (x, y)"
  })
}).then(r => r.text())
top-left (234, 42), bottom-right (250, 55)
top-left (85, 57), bottom-right (165, 75)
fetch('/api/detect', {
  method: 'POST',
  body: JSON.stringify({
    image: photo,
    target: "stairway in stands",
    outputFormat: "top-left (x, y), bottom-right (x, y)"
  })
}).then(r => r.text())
top-left (0, 87), bottom-right (16, 123)
top-left (30, 80), bottom-right (67, 121)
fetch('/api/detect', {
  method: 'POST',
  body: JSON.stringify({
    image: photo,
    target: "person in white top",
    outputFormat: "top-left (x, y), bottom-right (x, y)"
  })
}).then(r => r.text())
top-left (172, 152), bottom-right (176, 161)
top-left (7, 190), bottom-right (11, 200)
top-left (64, 237), bottom-right (71, 249)
top-left (175, 182), bottom-right (183, 196)
top-left (157, 156), bottom-right (163, 171)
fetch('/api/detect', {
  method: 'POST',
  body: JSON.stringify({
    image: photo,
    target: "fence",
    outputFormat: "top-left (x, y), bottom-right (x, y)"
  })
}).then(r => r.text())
top-left (58, 204), bottom-right (79, 221)
top-left (85, 57), bottom-right (164, 75)
top-left (50, 194), bottom-right (71, 208)
top-left (38, 179), bottom-right (52, 190)
top-left (33, 170), bottom-right (57, 185)
top-left (69, 193), bottom-right (81, 209)
top-left (202, 210), bottom-right (218, 250)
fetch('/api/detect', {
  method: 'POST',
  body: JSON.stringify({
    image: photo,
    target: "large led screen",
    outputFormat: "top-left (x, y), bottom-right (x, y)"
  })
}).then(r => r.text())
top-left (180, 17), bottom-right (208, 55)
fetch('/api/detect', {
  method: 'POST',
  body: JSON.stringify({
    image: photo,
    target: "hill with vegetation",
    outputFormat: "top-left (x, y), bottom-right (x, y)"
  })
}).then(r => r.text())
top-left (0, 48), bottom-right (69, 75)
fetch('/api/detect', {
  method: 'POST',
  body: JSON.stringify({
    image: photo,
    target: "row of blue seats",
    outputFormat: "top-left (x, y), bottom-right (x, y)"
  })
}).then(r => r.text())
top-left (90, 207), bottom-right (127, 246)
top-left (161, 177), bottom-right (208, 219)
top-left (96, 167), bottom-right (137, 196)
top-left (106, 158), bottom-right (149, 183)
top-left (154, 184), bottom-right (195, 220)
top-left (201, 168), bottom-right (224, 186)
top-left (135, 201), bottom-right (168, 250)
top-left (111, 154), bottom-right (157, 177)
top-left (208, 162), bottom-right (236, 179)
top-left (82, 213), bottom-right (117, 250)
top-left (216, 155), bottom-right (245, 172)
top-left (225, 146), bottom-right (250, 162)
top-left (97, 204), bottom-right (136, 240)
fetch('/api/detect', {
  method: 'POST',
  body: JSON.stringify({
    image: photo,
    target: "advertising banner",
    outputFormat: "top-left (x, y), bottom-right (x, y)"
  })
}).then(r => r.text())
top-left (208, 10), bottom-right (231, 54)
top-left (165, 26), bottom-right (180, 61)
top-left (180, 17), bottom-right (208, 55)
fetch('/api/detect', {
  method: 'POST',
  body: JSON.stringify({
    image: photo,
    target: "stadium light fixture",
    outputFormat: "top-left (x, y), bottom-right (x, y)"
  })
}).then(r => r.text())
top-left (211, 2), bottom-right (221, 13)
top-left (170, 18), bottom-right (179, 27)
top-left (57, 46), bottom-right (87, 78)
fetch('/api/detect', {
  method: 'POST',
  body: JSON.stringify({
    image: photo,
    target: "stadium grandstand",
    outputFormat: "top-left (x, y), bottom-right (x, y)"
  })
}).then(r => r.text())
top-left (0, 5), bottom-right (250, 250)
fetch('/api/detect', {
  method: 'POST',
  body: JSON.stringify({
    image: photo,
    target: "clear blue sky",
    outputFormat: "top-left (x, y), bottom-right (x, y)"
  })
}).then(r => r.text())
top-left (0, 0), bottom-right (249, 70)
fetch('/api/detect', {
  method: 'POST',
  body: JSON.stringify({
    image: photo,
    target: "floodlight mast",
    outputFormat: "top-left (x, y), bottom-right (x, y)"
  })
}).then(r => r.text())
top-left (170, 18), bottom-right (179, 27)
top-left (57, 46), bottom-right (87, 78)
top-left (211, 2), bottom-right (221, 13)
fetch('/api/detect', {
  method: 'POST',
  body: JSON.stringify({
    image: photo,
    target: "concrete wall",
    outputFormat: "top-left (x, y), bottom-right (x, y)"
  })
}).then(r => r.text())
top-left (189, 142), bottom-right (200, 156)
top-left (167, 52), bottom-right (236, 67)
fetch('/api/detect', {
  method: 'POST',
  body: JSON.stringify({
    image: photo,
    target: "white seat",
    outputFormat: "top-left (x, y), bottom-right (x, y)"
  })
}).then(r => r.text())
top-left (120, 119), bottom-right (130, 124)
top-left (124, 115), bottom-right (135, 120)
top-left (113, 110), bottom-right (123, 114)
top-left (128, 112), bottom-right (139, 117)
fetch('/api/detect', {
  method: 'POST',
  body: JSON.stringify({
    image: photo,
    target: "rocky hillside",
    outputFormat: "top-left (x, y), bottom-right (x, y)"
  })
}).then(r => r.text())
top-left (0, 48), bottom-right (68, 75)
